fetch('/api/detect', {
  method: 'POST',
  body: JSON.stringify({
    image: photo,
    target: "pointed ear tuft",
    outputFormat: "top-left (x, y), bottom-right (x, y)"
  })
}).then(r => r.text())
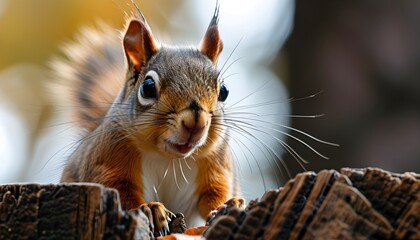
top-left (199, 4), bottom-right (223, 64)
top-left (123, 18), bottom-right (158, 71)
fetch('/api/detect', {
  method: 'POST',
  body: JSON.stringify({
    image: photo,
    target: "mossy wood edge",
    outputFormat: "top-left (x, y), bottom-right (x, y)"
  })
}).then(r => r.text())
top-left (0, 168), bottom-right (419, 239)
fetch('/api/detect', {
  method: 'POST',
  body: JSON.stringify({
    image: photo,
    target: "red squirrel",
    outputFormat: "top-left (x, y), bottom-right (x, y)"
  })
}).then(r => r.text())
top-left (58, 4), bottom-right (242, 236)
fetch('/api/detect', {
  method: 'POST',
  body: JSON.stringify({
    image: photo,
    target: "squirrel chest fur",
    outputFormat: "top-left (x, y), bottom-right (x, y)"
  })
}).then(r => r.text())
top-left (59, 6), bottom-right (238, 227)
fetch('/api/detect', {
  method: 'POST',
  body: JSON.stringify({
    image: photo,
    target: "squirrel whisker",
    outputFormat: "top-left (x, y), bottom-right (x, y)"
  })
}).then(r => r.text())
top-left (225, 117), bottom-right (330, 160)
top-left (217, 38), bottom-right (242, 80)
top-left (155, 161), bottom-right (171, 194)
top-left (178, 159), bottom-right (189, 185)
top-left (183, 158), bottom-right (192, 170)
top-left (172, 160), bottom-right (181, 191)
top-left (215, 120), bottom-right (291, 180)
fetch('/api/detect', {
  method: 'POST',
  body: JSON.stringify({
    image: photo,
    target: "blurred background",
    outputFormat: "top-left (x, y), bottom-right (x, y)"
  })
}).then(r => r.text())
top-left (284, 0), bottom-right (420, 174)
top-left (0, 0), bottom-right (419, 201)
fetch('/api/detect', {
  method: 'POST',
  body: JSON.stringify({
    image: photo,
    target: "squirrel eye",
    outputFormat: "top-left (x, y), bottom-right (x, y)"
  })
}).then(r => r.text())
top-left (140, 77), bottom-right (157, 99)
top-left (218, 83), bottom-right (229, 102)
top-left (138, 70), bottom-right (159, 106)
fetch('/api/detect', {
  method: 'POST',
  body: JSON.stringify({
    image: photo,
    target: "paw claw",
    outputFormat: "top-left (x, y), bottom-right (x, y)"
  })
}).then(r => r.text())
top-left (139, 202), bottom-right (174, 237)
top-left (206, 197), bottom-right (245, 225)
top-left (225, 197), bottom-right (245, 209)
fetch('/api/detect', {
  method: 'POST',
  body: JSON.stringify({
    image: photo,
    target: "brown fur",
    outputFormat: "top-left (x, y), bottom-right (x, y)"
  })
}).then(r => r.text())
top-left (196, 146), bottom-right (232, 217)
top-left (51, 23), bottom-right (125, 132)
top-left (59, 5), bottom-right (237, 224)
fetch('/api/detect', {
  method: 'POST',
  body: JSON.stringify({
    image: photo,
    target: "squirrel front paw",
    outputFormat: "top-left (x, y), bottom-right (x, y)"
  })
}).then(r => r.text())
top-left (139, 202), bottom-right (186, 237)
top-left (224, 197), bottom-right (245, 209)
top-left (206, 197), bottom-right (245, 224)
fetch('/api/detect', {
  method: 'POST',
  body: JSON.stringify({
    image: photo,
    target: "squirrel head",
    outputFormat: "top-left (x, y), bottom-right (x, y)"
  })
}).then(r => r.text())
top-left (119, 5), bottom-right (228, 159)
top-left (123, 5), bottom-right (223, 71)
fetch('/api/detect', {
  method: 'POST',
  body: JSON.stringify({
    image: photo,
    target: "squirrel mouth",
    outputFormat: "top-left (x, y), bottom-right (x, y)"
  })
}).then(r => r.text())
top-left (174, 143), bottom-right (194, 154)
top-left (166, 140), bottom-right (195, 155)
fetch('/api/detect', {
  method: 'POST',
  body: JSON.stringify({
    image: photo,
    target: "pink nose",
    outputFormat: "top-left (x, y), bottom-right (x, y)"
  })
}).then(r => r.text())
top-left (182, 120), bottom-right (205, 136)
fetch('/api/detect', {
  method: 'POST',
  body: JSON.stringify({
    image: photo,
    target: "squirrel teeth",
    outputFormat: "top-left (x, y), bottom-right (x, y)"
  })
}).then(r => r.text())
top-left (174, 143), bottom-right (194, 154)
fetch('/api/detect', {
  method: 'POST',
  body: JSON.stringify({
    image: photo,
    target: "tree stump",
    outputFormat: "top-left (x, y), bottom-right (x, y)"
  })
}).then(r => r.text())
top-left (1, 168), bottom-right (419, 239)
top-left (204, 168), bottom-right (419, 240)
top-left (0, 183), bottom-right (151, 239)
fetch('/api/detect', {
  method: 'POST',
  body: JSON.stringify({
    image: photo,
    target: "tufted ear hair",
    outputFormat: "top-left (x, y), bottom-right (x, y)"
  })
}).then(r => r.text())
top-left (199, 4), bottom-right (223, 64)
top-left (123, 15), bottom-right (158, 71)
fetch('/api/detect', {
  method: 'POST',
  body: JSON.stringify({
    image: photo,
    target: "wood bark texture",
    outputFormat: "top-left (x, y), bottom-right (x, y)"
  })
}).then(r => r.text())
top-left (0, 168), bottom-right (418, 239)
top-left (204, 168), bottom-right (419, 240)
top-left (0, 183), bottom-right (151, 239)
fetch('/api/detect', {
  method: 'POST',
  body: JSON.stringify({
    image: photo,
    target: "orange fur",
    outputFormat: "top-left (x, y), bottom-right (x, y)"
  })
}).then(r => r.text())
top-left (196, 147), bottom-right (232, 217)
top-left (59, 4), bottom-right (238, 227)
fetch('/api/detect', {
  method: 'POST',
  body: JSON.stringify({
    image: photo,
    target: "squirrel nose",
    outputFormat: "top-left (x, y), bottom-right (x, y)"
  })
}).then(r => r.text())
top-left (182, 119), bottom-right (205, 135)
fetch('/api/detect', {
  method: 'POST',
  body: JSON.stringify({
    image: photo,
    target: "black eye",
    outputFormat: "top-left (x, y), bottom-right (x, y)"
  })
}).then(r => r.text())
top-left (140, 77), bottom-right (157, 99)
top-left (218, 83), bottom-right (229, 102)
top-left (138, 70), bottom-right (159, 106)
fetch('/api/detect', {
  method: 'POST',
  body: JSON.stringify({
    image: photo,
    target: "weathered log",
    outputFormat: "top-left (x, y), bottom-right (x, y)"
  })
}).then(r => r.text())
top-left (204, 168), bottom-right (419, 240)
top-left (0, 183), bottom-right (151, 239)
top-left (0, 168), bottom-right (419, 239)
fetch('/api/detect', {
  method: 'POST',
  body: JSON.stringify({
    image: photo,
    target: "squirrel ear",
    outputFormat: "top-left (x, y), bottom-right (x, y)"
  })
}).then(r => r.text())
top-left (199, 5), bottom-right (223, 64)
top-left (123, 18), bottom-right (158, 71)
